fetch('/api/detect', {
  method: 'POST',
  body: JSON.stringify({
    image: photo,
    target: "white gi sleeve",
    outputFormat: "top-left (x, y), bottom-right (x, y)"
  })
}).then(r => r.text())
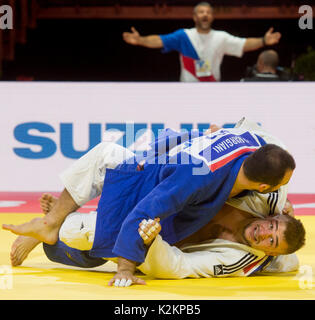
top-left (221, 31), bottom-right (246, 57)
top-left (59, 142), bottom-right (134, 206)
top-left (234, 117), bottom-right (288, 149)
top-left (138, 235), bottom-right (253, 279)
top-left (262, 254), bottom-right (299, 273)
top-left (226, 185), bottom-right (288, 218)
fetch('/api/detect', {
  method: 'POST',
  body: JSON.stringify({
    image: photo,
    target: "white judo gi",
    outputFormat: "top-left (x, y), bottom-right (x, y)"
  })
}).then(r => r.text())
top-left (138, 186), bottom-right (299, 278)
top-left (58, 118), bottom-right (299, 278)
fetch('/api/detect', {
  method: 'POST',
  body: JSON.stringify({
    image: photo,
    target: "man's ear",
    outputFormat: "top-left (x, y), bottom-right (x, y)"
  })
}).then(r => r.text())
top-left (258, 184), bottom-right (270, 193)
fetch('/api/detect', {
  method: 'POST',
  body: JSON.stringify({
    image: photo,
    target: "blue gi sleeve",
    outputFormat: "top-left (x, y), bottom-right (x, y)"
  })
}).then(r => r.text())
top-left (160, 29), bottom-right (199, 59)
top-left (112, 164), bottom-right (212, 263)
top-left (160, 29), bottom-right (184, 53)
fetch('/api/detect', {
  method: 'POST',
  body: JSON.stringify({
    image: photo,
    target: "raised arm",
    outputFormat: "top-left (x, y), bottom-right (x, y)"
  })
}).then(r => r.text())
top-left (122, 27), bottom-right (163, 48)
top-left (243, 27), bottom-right (281, 52)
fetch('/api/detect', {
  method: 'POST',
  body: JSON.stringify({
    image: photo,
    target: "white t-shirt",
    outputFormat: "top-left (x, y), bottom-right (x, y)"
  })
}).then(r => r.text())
top-left (160, 28), bottom-right (246, 81)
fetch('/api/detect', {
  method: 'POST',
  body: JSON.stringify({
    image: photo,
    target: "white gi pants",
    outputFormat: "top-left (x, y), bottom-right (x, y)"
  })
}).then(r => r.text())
top-left (59, 211), bottom-right (97, 251)
top-left (58, 141), bottom-right (135, 251)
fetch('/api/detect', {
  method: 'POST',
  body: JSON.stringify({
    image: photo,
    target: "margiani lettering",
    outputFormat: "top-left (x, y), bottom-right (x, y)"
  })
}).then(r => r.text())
top-left (213, 136), bottom-right (251, 153)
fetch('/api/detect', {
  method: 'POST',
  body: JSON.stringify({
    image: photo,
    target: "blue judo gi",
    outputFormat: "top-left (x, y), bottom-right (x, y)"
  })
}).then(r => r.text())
top-left (44, 128), bottom-right (266, 267)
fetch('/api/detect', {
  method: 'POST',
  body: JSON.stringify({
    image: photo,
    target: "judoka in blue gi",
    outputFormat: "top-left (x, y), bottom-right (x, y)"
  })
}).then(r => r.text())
top-left (3, 119), bottom-right (296, 286)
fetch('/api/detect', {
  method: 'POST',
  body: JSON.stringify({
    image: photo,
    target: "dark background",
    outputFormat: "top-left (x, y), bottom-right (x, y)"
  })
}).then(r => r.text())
top-left (2, 17), bottom-right (315, 81)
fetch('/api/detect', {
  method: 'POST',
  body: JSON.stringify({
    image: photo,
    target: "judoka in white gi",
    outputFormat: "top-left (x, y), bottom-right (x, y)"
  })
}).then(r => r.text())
top-left (35, 183), bottom-right (305, 283)
top-left (7, 119), bottom-right (304, 286)
top-left (137, 189), bottom-right (304, 279)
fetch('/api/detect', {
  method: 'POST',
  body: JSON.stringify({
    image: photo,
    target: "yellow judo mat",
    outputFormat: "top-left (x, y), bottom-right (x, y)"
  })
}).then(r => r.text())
top-left (0, 213), bottom-right (314, 300)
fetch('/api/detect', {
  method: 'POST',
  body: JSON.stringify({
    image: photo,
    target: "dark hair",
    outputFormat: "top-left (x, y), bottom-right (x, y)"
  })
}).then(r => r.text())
top-left (283, 215), bottom-right (306, 254)
top-left (193, 2), bottom-right (212, 13)
top-left (243, 144), bottom-right (296, 186)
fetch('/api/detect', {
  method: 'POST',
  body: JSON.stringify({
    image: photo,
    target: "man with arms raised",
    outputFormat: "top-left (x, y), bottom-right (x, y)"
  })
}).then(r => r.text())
top-left (123, 2), bottom-right (281, 82)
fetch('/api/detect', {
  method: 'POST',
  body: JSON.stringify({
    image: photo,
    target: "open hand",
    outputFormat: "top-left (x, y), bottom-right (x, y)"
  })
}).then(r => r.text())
top-left (264, 27), bottom-right (281, 46)
top-left (122, 27), bottom-right (141, 45)
top-left (108, 270), bottom-right (146, 287)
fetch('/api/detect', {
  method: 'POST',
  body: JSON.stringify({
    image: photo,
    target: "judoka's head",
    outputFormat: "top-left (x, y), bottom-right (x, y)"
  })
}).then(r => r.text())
top-left (243, 144), bottom-right (295, 194)
top-left (193, 2), bottom-right (214, 32)
top-left (242, 214), bottom-right (305, 256)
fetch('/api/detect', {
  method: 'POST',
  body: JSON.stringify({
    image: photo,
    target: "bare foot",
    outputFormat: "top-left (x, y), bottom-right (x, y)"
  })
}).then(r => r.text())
top-left (205, 124), bottom-right (221, 135)
top-left (8, 194), bottom-right (59, 266)
top-left (10, 236), bottom-right (41, 266)
top-left (210, 124), bottom-right (221, 132)
top-left (40, 193), bottom-right (57, 214)
top-left (3, 189), bottom-right (78, 245)
top-left (3, 216), bottom-right (59, 245)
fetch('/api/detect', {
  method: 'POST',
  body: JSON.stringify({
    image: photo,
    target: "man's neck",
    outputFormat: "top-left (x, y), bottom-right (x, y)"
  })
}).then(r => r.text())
top-left (196, 27), bottom-right (211, 34)
top-left (229, 164), bottom-right (256, 198)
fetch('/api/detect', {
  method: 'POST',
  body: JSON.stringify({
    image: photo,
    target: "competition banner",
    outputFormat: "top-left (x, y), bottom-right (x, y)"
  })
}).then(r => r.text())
top-left (0, 81), bottom-right (314, 192)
